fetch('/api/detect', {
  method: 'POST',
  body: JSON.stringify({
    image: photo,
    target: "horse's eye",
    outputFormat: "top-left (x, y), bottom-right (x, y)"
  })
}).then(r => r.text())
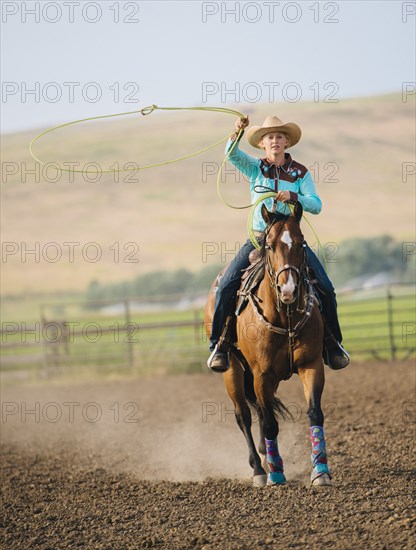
top-left (265, 243), bottom-right (271, 250)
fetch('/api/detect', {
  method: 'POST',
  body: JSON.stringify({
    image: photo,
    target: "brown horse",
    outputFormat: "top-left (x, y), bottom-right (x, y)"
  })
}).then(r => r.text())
top-left (205, 203), bottom-right (331, 487)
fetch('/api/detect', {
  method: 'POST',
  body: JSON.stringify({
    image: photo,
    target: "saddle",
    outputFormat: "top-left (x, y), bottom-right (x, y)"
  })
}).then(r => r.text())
top-left (235, 249), bottom-right (265, 316)
top-left (216, 250), bottom-right (323, 358)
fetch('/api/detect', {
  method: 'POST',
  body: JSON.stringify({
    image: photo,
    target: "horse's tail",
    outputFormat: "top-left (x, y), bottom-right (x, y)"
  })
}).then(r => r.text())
top-left (271, 395), bottom-right (293, 421)
top-left (233, 349), bottom-right (293, 421)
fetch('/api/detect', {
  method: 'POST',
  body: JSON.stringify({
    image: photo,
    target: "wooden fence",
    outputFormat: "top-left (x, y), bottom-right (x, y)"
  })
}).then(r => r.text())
top-left (1, 284), bottom-right (414, 378)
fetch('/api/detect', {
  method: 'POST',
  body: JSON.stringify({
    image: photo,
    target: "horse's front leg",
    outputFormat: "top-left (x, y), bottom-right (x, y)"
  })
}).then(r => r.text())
top-left (224, 365), bottom-right (267, 487)
top-left (254, 372), bottom-right (286, 486)
top-left (298, 362), bottom-right (332, 486)
top-left (256, 406), bottom-right (268, 473)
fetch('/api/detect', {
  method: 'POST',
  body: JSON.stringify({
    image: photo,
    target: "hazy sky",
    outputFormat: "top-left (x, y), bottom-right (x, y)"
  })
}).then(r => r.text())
top-left (1, 0), bottom-right (415, 133)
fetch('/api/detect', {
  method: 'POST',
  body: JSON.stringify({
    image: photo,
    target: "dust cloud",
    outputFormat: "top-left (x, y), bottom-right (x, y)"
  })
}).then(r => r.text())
top-left (1, 373), bottom-right (313, 483)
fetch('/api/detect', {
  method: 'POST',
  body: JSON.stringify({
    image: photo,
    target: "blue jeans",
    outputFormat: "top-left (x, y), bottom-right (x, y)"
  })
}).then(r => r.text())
top-left (305, 245), bottom-right (342, 343)
top-left (209, 239), bottom-right (342, 351)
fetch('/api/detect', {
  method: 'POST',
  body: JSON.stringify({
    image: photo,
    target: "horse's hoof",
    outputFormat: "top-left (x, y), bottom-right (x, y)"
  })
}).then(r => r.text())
top-left (312, 473), bottom-right (331, 486)
top-left (253, 474), bottom-right (267, 487)
top-left (267, 472), bottom-right (286, 486)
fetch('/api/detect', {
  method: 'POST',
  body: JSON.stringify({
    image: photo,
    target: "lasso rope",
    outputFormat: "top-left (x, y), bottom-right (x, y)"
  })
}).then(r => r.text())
top-left (29, 104), bottom-right (327, 269)
top-left (29, 105), bottom-right (246, 173)
top-left (247, 193), bottom-right (329, 271)
top-left (215, 127), bottom-right (253, 210)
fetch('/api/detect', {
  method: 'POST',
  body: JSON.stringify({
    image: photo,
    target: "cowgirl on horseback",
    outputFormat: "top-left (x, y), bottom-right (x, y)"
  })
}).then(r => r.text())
top-left (207, 115), bottom-right (350, 373)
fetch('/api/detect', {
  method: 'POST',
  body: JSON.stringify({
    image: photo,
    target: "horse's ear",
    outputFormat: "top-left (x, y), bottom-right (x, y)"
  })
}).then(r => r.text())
top-left (261, 204), bottom-right (272, 225)
top-left (293, 201), bottom-right (303, 223)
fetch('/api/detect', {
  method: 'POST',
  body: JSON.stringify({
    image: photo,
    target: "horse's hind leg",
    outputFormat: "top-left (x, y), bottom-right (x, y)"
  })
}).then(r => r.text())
top-left (298, 363), bottom-right (332, 486)
top-left (224, 363), bottom-right (267, 487)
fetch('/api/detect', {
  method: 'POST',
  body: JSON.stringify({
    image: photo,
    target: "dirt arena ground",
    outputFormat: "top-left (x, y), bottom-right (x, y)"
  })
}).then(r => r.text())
top-left (1, 360), bottom-right (415, 549)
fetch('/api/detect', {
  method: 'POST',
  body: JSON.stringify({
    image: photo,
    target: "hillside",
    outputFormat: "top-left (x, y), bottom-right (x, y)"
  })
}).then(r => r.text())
top-left (1, 93), bottom-right (415, 295)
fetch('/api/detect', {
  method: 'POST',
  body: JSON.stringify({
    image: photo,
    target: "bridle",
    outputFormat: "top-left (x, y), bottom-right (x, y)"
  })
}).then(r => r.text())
top-left (248, 218), bottom-right (315, 379)
top-left (263, 223), bottom-right (307, 313)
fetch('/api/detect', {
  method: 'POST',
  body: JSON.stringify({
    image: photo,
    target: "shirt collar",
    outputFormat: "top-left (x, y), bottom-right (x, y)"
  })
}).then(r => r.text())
top-left (260, 153), bottom-right (293, 177)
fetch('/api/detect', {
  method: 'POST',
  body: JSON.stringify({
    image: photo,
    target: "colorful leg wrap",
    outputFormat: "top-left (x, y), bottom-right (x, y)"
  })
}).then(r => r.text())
top-left (310, 426), bottom-right (331, 481)
top-left (265, 438), bottom-right (286, 485)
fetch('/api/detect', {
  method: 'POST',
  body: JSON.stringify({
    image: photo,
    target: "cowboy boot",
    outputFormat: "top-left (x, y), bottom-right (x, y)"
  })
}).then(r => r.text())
top-left (207, 315), bottom-right (236, 373)
top-left (207, 344), bottom-right (230, 373)
top-left (323, 332), bottom-right (350, 370)
top-left (324, 343), bottom-right (350, 370)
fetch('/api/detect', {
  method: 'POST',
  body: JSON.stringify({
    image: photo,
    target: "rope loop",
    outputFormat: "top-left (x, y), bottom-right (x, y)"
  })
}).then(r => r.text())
top-left (29, 105), bottom-right (245, 174)
top-left (140, 105), bottom-right (157, 116)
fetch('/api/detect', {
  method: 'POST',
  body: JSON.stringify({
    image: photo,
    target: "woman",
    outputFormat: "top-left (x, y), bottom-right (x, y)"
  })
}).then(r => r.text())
top-left (207, 115), bottom-right (350, 372)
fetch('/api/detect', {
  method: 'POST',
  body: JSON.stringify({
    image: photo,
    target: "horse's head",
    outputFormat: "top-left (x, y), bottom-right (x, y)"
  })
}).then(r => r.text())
top-left (261, 202), bottom-right (305, 305)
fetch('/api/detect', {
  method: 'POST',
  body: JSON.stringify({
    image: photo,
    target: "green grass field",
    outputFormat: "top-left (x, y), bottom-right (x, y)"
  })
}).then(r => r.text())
top-left (337, 288), bottom-right (415, 358)
top-left (1, 285), bottom-right (414, 383)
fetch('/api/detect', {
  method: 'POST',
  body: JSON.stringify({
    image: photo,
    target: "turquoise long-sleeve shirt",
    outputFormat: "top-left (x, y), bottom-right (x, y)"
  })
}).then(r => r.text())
top-left (225, 137), bottom-right (322, 232)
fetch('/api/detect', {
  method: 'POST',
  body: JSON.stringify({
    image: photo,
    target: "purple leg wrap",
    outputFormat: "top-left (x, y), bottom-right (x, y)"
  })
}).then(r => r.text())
top-left (265, 438), bottom-right (286, 484)
top-left (310, 426), bottom-right (331, 481)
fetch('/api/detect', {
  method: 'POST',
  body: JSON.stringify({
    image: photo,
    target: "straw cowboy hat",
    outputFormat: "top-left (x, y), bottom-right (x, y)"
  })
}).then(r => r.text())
top-left (246, 115), bottom-right (302, 149)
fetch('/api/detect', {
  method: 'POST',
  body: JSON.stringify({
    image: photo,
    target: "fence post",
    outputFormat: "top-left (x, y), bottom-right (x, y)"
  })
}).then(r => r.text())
top-left (125, 299), bottom-right (134, 369)
top-left (40, 304), bottom-right (50, 376)
top-left (386, 285), bottom-right (396, 361)
top-left (193, 307), bottom-right (200, 345)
